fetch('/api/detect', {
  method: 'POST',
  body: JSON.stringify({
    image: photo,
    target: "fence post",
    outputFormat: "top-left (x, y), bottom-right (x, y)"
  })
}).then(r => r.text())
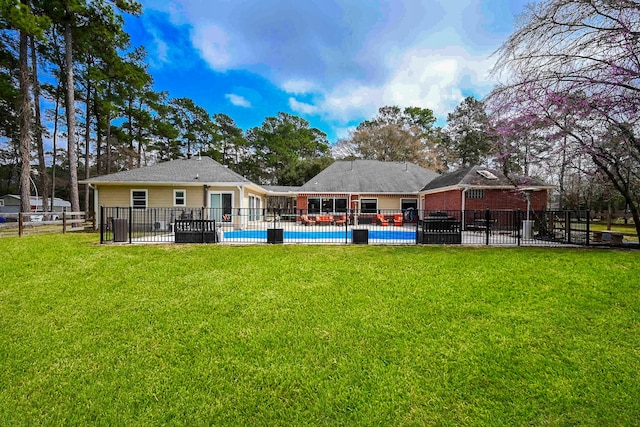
top-left (345, 214), bottom-right (348, 245)
top-left (100, 206), bottom-right (104, 244)
top-left (485, 209), bottom-right (491, 246)
top-left (128, 206), bottom-right (133, 244)
top-left (201, 207), bottom-right (205, 242)
top-left (18, 212), bottom-right (23, 237)
top-left (62, 207), bottom-right (67, 233)
top-left (586, 210), bottom-right (590, 246)
top-left (565, 211), bottom-right (571, 244)
top-left (516, 209), bottom-right (521, 246)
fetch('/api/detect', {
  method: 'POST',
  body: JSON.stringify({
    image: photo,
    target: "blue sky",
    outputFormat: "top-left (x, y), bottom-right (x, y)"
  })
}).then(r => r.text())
top-left (125, 0), bottom-right (530, 143)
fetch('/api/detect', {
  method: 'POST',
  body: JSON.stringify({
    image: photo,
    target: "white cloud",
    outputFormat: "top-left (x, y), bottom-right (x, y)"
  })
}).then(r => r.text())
top-left (191, 24), bottom-right (233, 71)
top-left (288, 98), bottom-right (318, 115)
top-left (313, 46), bottom-right (497, 124)
top-left (147, 27), bottom-right (169, 64)
top-left (225, 94), bottom-right (252, 108)
top-left (282, 79), bottom-right (317, 95)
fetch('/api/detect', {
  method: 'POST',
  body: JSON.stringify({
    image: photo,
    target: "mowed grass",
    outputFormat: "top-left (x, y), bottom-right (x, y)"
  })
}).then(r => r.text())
top-left (1, 235), bottom-right (639, 426)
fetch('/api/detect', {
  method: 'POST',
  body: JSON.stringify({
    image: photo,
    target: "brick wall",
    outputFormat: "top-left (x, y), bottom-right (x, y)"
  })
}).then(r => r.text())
top-left (424, 188), bottom-right (548, 211)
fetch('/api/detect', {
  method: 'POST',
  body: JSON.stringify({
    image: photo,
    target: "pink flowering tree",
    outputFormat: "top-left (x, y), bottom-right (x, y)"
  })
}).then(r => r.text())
top-left (487, 0), bottom-right (640, 236)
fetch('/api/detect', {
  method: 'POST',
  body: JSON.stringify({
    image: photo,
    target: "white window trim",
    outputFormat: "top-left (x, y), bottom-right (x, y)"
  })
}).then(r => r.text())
top-left (360, 197), bottom-right (379, 213)
top-left (131, 189), bottom-right (148, 209)
top-left (208, 192), bottom-right (234, 221)
top-left (173, 189), bottom-right (186, 207)
top-left (400, 198), bottom-right (418, 209)
top-left (248, 194), bottom-right (262, 221)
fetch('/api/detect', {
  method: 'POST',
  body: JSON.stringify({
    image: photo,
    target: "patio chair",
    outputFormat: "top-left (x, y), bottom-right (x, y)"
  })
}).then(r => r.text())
top-left (393, 213), bottom-right (403, 226)
top-left (317, 215), bottom-right (333, 225)
top-left (334, 215), bottom-right (347, 226)
top-left (300, 215), bottom-right (316, 226)
top-left (375, 214), bottom-right (388, 226)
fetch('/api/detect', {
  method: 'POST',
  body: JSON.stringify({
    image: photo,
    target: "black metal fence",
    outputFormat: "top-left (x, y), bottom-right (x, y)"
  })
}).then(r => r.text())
top-left (99, 206), bottom-right (591, 246)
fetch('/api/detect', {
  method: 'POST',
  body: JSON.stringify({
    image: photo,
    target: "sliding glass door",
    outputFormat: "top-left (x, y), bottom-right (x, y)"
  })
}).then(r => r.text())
top-left (210, 193), bottom-right (233, 222)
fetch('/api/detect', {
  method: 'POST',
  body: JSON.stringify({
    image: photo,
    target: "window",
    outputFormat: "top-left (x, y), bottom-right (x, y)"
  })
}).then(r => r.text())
top-left (401, 198), bottom-right (418, 211)
top-left (361, 198), bottom-right (378, 213)
top-left (308, 197), bottom-right (348, 214)
top-left (0, 199), bottom-right (4, 207)
top-left (174, 189), bottom-right (186, 206)
top-left (467, 189), bottom-right (485, 199)
top-left (334, 198), bottom-right (347, 213)
top-left (249, 195), bottom-right (262, 221)
top-left (307, 198), bottom-right (320, 214)
top-left (131, 190), bottom-right (147, 209)
top-left (321, 198), bottom-right (334, 213)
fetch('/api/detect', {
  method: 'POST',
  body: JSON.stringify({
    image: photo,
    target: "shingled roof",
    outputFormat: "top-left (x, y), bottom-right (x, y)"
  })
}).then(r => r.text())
top-left (82, 156), bottom-right (252, 185)
top-left (421, 166), bottom-right (551, 192)
top-left (298, 160), bottom-right (438, 193)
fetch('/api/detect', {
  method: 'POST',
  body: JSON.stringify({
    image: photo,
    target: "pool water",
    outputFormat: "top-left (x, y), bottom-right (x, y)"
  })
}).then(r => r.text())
top-left (223, 229), bottom-right (416, 241)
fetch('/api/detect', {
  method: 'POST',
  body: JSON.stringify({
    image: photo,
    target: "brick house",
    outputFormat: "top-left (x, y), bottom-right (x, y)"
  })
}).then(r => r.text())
top-left (420, 166), bottom-right (551, 212)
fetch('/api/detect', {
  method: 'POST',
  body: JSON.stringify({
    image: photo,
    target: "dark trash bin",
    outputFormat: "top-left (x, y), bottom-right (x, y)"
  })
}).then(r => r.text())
top-left (267, 228), bottom-right (284, 244)
top-left (112, 218), bottom-right (128, 242)
top-left (352, 229), bottom-right (369, 244)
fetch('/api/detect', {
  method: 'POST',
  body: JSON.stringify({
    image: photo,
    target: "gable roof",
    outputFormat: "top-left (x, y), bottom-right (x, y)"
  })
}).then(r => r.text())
top-left (298, 160), bottom-right (438, 194)
top-left (82, 156), bottom-right (253, 185)
top-left (421, 166), bottom-right (551, 192)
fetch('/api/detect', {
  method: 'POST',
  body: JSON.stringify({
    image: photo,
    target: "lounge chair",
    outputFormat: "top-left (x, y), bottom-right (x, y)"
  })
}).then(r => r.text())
top-left (300, 215), bottom-right (316, 226)
top-left (393, 213), bottom-right (403, 226)
top-left (316, 215), bottom-right (334, 225)
top-left (334, 215), bottom-right (347, 226)
top-left (375, 214), bottom-right (388, 226)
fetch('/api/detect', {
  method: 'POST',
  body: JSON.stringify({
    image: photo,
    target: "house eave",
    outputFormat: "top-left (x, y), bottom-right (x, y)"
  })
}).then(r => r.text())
top-left (421, 184), bottom-right (554, 194)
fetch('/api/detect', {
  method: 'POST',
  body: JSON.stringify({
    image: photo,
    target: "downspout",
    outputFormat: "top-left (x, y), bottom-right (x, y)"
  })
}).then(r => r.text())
top-left (461, 187), bottom-right (468, 230)
top-left (237, 185), bottom-right (245, 229)
top-left (203, 185), bottom-right (209, 218)
top-left (89, 183), bottom-right (98, 230)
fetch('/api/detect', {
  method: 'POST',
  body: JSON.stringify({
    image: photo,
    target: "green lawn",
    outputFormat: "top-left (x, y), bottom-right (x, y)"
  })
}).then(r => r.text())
top-left (1, 234), bottom-right (639, 425)
top-left (590, 222), bottom-right (639, 243)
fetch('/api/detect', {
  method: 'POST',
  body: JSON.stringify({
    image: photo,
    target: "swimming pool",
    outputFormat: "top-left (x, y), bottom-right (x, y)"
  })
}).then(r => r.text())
top-left (223, 229), bottom-right (417, 241)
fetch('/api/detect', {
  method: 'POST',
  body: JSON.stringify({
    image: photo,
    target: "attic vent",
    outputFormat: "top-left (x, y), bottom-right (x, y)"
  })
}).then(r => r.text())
top-left (477, 170), bottom-right (498, 180)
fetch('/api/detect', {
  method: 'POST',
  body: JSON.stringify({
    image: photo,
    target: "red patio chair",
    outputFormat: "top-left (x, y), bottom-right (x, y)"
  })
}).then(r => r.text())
top-left (376, 214), bottom-right (388, 226)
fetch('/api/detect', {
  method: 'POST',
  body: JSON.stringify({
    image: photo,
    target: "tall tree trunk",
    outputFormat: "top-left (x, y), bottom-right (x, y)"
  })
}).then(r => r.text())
top-left (94, 92), bottom-right (102, 175)
top-left (64, 16), bottom-right (80, 213)
top-left (137, 128), bottom-right (143, 168)
top-left (128, 96), bottom-right (133, 169)
top-left (559, 134), bottom-right (567, 210)
top-left (30, 35), bottom-right (50, 213)
top-left (84, 75), bottom-right (91, 213)
top-left (19, 30), bottom-right (32, 214)
top-left (136, 98), bottom-right (143, 168)
top-left (51, 84), bottom-right (61, 211)
top-left (106, 82), bottom-right (112, 174)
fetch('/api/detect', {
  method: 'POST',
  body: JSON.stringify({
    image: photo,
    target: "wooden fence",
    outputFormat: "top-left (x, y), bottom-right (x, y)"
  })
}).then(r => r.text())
top-left (0, 211), bottom-right (94, 237)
